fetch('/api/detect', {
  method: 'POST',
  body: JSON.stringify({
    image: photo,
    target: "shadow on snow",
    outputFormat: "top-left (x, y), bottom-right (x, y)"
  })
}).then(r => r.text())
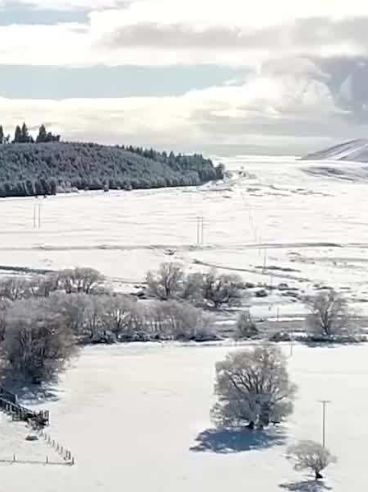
top-left (279, 480), bottom-right (332, 491)
top-left (190, 427), bottom-right (285, 453)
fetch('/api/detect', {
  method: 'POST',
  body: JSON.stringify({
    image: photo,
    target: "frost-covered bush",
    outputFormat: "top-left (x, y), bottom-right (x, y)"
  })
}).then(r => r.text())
top-left (236, 311), bottom-right (258, 339)
top-left (148, 301), bottom-right (214, 341)
top-left (287, 440), bottom-right (337, 480)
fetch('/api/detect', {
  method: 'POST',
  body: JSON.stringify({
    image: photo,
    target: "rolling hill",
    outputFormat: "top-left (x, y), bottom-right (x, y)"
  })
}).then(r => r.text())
top-left (302, 139), bottom-right (368, 162)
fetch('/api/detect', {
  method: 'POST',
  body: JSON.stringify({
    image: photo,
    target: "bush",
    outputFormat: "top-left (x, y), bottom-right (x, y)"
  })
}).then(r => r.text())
top-left (287, 440), bottom-right (337, 480)
top-left (148, 301), bottom-right (214, 341)
top-left (269, 331), bottom-right (292, 342)
top-left (235, 311), bottom-right (258, 339)
top-left (181, 272), bottom-right (205, 306)
top-left (211, 344), bottom-right (297, 429)
top-left (201, 270), bottom-right (243, 309)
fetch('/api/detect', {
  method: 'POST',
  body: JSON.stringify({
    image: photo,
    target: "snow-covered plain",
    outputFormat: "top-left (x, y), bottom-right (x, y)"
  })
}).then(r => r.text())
top-left (1, 155), bottom-right (368, 295)
top-left (1, 155), bottom-right (368, 489)
top-left (1, 342), bottom-right (366, 491)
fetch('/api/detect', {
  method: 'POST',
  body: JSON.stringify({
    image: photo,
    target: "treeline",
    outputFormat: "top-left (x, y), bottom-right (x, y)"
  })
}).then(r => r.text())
top-left (0, 123), bottom-right (60, 144)
top-left (0, 267), bottom-right (222, 384)
top-left (0, 125), bottom-right (223, 197)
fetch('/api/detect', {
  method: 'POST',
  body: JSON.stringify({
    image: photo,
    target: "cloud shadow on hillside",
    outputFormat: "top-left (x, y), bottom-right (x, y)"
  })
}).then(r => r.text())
top-left (190, 427), bottom-right (285, 454)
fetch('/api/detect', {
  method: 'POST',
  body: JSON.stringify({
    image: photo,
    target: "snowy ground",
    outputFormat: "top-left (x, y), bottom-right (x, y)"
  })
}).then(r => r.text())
top-left (1, 155), bottom-right (368, 297)
top-left (1, 155), bottom-right (368, 489)
top-left (1, 154), bottom-right (368, 323)
top-left (0, 342), bottom-right (365, 491)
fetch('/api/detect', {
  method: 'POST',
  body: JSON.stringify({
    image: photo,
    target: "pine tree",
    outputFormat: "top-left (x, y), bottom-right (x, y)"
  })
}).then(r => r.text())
top-left (0, 126), bottom-right (4, 144)
top-left (36, 124), bottom-right (47, 143)
top-left (13, 125), bottom-right (22, 143)
top-left (21, 122), bottom-right (33, 143)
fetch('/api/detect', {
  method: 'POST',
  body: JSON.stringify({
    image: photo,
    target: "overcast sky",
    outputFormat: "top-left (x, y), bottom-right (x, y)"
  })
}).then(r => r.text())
top-left (1, 1), bottom-right (368, 155)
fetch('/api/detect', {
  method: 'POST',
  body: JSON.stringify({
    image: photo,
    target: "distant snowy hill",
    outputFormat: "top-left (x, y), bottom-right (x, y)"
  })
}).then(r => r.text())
top-left (302, 139), bottom-right (368, 162)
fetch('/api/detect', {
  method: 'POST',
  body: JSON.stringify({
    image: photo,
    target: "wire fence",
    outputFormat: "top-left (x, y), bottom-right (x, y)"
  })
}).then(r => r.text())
top-left (38, 429), bottom-right (75, 465)
top-left (0, 386), bottom-right (75, 466)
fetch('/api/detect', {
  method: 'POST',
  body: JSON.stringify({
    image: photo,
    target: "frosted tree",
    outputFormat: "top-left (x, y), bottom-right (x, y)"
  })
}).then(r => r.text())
top-left (57, 267), bottom-right (104, 294)
top-left (201, 269), bottom-right (243, 309)
top-left (212, 344), bottom-right (297, 429)
top-left (146, 263), bottom-right (185, 300)
top-left (4, 298), bottom-right (76, 383)
top-left (305, 289), bottom-right (354, 338)
top-left (287, 440), bottom-right (337, 480)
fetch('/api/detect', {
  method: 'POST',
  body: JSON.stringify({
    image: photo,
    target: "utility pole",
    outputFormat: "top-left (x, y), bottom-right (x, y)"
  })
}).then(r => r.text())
top-left (319, 400), bottom-right (331, 448)
top-left (196, 216), bottom-right (204, 245)
top-left (33, 203), bottom-right (36, 228)
top-left (289, 338), bottom-right (294, 357)
top-left (33, 201), bottom-right (42, 229)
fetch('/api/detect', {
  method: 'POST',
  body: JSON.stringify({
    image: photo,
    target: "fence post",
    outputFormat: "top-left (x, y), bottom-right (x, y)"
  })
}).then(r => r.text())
top-left (13, 454), bottom-right (16, 463)
top-left (46, 456), bottom-right (49, 464)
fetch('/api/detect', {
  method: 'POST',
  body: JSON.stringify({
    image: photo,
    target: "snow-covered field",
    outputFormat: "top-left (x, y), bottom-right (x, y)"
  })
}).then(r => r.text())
top-left (1, 155), bottom-right (368, 489)
top-left (0, 342), bottom-right (365, 491)
top-left (1, 155), bottom-right (368, 295)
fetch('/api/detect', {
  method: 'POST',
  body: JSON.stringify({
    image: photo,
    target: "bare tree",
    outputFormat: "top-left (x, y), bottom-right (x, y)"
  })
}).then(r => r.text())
top-left (202, 270), bottom-right (243, 309)
top-left (287, 440), bottom-right (337, 480)
top-left (146, 263), bottom-right (185, 300)
top-left (212, 344), bottom-right (296, 429)
top-left (27, 274), bottom-right (59, 297)
top-left (100, 294), bottom-right (137, 338)
top-left (57, 267), bottom-right (104, 294)
top-left (305, 289), bottom-right (354, 338)
top-left (0, 276), bottom-right (32, 301)
top-left (4, 298), bottom-right (76, 383)
top-left (0, 298), bottom-right (11, 341)
top-left (236, 311), bottom-right (258, 339)
top-left (49, 292), bottom-right (91, 335)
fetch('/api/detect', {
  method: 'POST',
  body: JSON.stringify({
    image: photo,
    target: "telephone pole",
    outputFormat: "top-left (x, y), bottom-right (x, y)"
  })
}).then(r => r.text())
top-left (196, 216), bottom-right (204, 245)
top-left (319, 400), bottom-right (331, 448)
top-left (33, 202), bottom-right (42, 229)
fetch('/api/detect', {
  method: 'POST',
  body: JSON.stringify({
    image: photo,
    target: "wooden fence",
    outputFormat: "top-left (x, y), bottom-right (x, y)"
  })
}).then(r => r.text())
top-left (0, 386), bottom-right (75, 466)
top-left (0, 387), bottom-right (49, 427)
top-left (38, 429), bottom-right (75, 465)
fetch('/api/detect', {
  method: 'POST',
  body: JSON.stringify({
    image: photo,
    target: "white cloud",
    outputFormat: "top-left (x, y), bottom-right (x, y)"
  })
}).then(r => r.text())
top-left (0, 61), bottom-right (348, 152)
top-left (1, 1), bottom-right (368, 66)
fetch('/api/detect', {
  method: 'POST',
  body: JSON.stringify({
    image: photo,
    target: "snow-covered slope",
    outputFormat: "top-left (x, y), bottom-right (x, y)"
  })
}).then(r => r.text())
top-left (302, 139), bottom-right (368, 162)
